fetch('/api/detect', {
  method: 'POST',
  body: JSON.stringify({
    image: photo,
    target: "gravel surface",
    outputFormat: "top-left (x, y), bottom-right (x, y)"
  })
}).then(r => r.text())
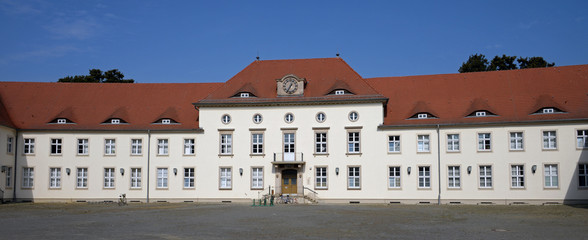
top-left (1, 203), bottom-right (587, 239)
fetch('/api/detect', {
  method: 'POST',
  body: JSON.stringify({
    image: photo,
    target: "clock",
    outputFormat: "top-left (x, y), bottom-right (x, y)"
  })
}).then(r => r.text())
top-left (283, 77), bottom-right (298, 94)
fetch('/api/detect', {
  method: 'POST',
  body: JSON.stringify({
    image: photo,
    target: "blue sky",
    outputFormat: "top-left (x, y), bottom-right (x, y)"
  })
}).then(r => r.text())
top-left (1, 0), bottom-right (587, 83)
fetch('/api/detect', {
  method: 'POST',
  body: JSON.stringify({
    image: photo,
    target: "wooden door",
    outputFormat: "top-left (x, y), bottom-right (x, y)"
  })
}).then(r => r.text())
top-left (281, 170), bottom-right (297, 195)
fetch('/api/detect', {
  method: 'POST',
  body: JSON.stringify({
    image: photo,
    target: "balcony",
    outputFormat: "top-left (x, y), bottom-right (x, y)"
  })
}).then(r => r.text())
top-left (272, 152), bottom-right (305, 166)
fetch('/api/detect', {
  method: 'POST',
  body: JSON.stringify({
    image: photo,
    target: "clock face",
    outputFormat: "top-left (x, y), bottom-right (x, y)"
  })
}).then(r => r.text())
top-left (283, 78), bottom-right (298, 94)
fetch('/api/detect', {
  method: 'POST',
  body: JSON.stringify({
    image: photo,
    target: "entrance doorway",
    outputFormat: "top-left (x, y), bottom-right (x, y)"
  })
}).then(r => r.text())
top-left (281, 169), bottom-right (297, 195)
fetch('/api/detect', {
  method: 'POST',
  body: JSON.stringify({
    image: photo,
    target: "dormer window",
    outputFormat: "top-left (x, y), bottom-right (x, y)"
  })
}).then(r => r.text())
top-left (329, 89), bottom-right (353, 96)
top-left (335, 90), bottom-right (345, 95)
top-left (240, 93), bottom-right (250, 97)
top-left (467, 110), bottom-right (496, 118)
top-left (153, 118), bottom-right (178, 125)
top-left (162, 119), bottom-right (171, 124)
top-left (533, 107), bottom-right (564, 115)
top-left (232, 92), bottom-right (255, 98)
top-left (475, 111), bottom-right (486, 117)
top-left (543, 108), bottom-right (554, 114)
top-left (409, 112), bottom-right (437, 120)
top-left (50, 118), bottom-right (74, 124)
top-left (57, 119), bottom-right (67, 124)
top-left (417, 113), bottom-right (428, 119)
top-left (103, 118), bottom-right (127, 124)
top-left (111, 119), bottom-right (120, 124)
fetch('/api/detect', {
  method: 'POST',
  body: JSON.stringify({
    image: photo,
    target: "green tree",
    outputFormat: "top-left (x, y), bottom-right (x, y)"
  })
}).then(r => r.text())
top-left (458, 54), bottom-right (489, 73)
top-left (517, 57), bottom-right (555, 69)
top-left (488, 55), bottom-right (518, 71)
top-left (58, 69), bottom-right (134, 83)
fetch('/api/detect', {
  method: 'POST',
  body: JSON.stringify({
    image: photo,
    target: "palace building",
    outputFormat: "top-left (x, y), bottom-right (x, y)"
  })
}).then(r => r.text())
top-left (1, 57), bottom-right (587, 204)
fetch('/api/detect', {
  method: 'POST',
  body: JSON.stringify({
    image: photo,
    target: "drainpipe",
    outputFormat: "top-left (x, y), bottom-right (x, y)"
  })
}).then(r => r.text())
top-left (437, 125), bottom-right (441, 205)
top-left (147, 130), bottom-right (151, 203)
top-left (12, 130), bottom-right (18, 202)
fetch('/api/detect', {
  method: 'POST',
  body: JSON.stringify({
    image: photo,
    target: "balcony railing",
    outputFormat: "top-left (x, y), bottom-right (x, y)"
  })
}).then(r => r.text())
top-left (273, 152), bottom-right (304, 162)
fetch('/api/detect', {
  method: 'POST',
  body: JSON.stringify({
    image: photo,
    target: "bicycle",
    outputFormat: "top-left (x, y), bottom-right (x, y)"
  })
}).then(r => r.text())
top-left (118, 193), bottom-right (127, 206)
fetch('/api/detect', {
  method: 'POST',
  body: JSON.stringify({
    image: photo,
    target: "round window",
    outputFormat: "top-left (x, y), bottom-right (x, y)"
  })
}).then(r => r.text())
top-left (284, 113), bottom-right (294, 123)
top-left (316, 112), bottom-right (326, 123)
top-left (253, 114), bottom-right (262, 124)
top-left (221, 114), bottom-right (231, 124)
top-left (348, 111), bottom-right (358, 122)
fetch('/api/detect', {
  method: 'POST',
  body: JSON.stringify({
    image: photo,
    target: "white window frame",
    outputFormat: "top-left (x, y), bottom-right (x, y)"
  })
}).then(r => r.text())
top-left (50, 138), bottom-right (62, 155)
top-left (315, 167), bottom-right (327, 189)
top-left (221, 114), bottom-right (231, 124)
top-left (347, 166), bottom-right (361, 189)
top-left (417, 135), bottom-right (430, 152)
top-left (579, 164), bottom-right (588, 188)
top-left (448, 166), bottom-right (461, 189)
top-left (22, 167), bottom-right (34, 188)
top-left (388, 166), bottom-right (401, 189)
top-left (511, 165), bottom-right (525, 188)
top-left (240, 92), bottom-right (250, 97)
top-left (184, 168), bottom-right (195, 189)
top-left (104, 139), bottom-right (116, 155)
top-left (577, 130), bottom-right (588, 149)
top-left (5, 167), bottom-right (12, 188)
top-left (57, 118), bottom-right (67, 124)
top-left (131, 139), bottom-right (142, 155)
top-left (348, 111), bottom-right (358, 121)
top-left (510, 132), bottom-right (524, 151)
top-left (76, 168), bottom-right (88, 189)
top-left (479, 165), bottom-right (492, 188)
top-left (157, 168), bottom-right (168, 188)
top-left (131, 168), bottom-right (141, 189)
top-left (475, 111), bottom-right (486, 117)
top-left (335, 90), bottom-right (345, 95)
top-left (251, 167), bottom-right (263, 189)
top-left (23, 138), bottom-right (35, 154)
top-left (77, 138), bottom-right (89, 155)
top-left (184, 139), bottom-right (195, 155)
top-left (388, 135), bottom-right (400, 153)
top-left (220, 134), bottom-right (232, 155)
top-left (543, 108), bottom-right (554, 114)
top-left (111, 119), bottom-right (120, 124)
top-left (158, 139), bottom-right (169, 155)
top-left (104, 168), bottom-right (115, 188)
top-left (347, 131), bottom-right (360, 154)
top-left (251, 133), bottom-right (264, 154)
top-left (417, 113), bottom-right (428, 119)
top-left (161, 119), bottom-right (171, 124)
top-left (253, 114), bottom-right (262, 124)
top-left (284, 113), bottom-right (294, 123)
top-left (316, 112), bottom-right (326, 123)
top-left (219, 167), bottom-right (232, 189)
top-left (315, 132), bottom-right (328, 154)
top-left (418, 166), bottom-right (431, 189)
top-left (447, 134), bottom-right (459, 152)
top-left (542, 131), bottom-right (557, 150)
top-left (544, 164), bottom-right (558, 188)
top-left (49, 168), bottom-right (61, 189)
top-left (477, 133), bottom-right (491, 151)
top-left (7, 136), bottom-right (13, 154)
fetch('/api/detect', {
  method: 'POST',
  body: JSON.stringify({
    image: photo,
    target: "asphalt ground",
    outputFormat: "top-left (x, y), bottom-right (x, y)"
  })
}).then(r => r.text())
top-left (0, 203), bottom-right (587, 239)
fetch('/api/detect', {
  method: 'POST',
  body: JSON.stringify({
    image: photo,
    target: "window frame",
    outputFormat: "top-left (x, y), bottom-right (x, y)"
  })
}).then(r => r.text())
top-left (477, 133), bottom-right (492, 151)
top-left (184, 138), bottom-right (195, 155)
top-left (543, 164), bottom-right (559, 189)
top-left (579, 164), bottom-right (588, 188)
top-left (509, 132), bottom-right (524, 151)
top-left (510, 164), bottom-right (525, 189)
top-left (348, 111), bottom-right (359, 122)
top-left (7, 136), bottom-right (14, 154)
top-left (252, 114), bottom-right (263, 124)
top-left (104, 168), bottom-right (115, 189)
top-left (5, 166), bottom-right (12, 188)
top-left (157, 139), bottom-right (169, 156)
top-left (219, 167), bottom-right (232, 190)
top-left (251, 167), bottom-right (263, 190)
top-left (388, 135), bottom-right (401, 153)
top-left (220, 133), bottom-right (233, 155)
top-left (478, 165), bottom-right (493, 189)
top-left (184, 167), bottom-right (195, 189)
top-left (104, 138), bottom-right (116, 156)
top-left (314, 131), bottom-right (328, 155)
top-left (417, 134), bottom-right (430, 153)
top-left (284, 113), bottom-right (294, 123)
top-left (388, 166), bottom-right (401, 189)
top-left (77, 138), bottom-right (89, 155)
top-left (542, 130), bottom-right (557, 150)
top-left (316, 112), bottom-right (326, 123)
top-left (130, 168), bottom-right (142, 189)
top-left (23, 138), bottom-right (35, 155)
top-left (50, 138), bottom-right (63, 155)
top-left (347, 166), bottom-right (361, 190)
top-left (156, 167), bottom-right (168, 189)
top-left (347, 131), bottom-right (361, 154)
top-left (22, 167), bottom-right (34, 189)
top-left (446, 134), bottom-right (460, 152)
top-left (221, 114), bottom-right (231, 124)
top-left (49, 167), bottom-right (61, 189)
top-left (418, 166), bottom-right (431, 189)
top-left (447, 166), bottom-right (461, 189)
top-left (315, 166), bottom-right (328, 190)
top-left (577, 129), bottom-right (588, 149)
top-left (251, 133), bottom-right (264, 155)
top-left (131, 139), bottom-right (142, 156)
top-left (76, 167), bottom-right (88, 189)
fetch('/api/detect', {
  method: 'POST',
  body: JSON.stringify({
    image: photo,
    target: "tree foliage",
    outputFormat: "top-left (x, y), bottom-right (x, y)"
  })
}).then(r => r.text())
top-left (459, 54), bottom-right (555, 73)
top-left (58, 69), bottom-right (134, 83)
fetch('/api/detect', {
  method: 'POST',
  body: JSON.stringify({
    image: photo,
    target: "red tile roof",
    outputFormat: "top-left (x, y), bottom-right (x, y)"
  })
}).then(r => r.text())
top-left (366, 65), bottom-right (588, 127)
top-left (196, 58), bottom-right (386, 106)
top-left (0, 82), bottom-right (222, 130)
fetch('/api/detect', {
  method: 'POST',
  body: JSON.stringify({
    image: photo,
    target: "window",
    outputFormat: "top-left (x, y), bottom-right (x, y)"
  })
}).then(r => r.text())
top-left (417, 113), bottom-right (428, 119)
top-left (542, 131), bottom-right (557, 150)
top-left (284, 113), bottom-right (294, 123)
top-left (543, 108), bottom-right (554, 114)
top-left (184, 139), bottom-right (195, 155)
top-left (252, 133), bottom-right (263, 154)
top-left (131, 139), bottom-right (142, 155)
top-left (184, 168), bottom-right (195, 188)
top-left (104, 139), bottom-right (116, 155)
top-left (22, 167), bottom-right (34, 188)
top-left (348, 111), bottom-right (358, 121)
top-left (158, 139), bottom-right (169, 155)
top-left (479, 165), bottom-right (492, 188)
top-left (157, 168), bottom-right (168, 188)
top-left (388, 166), bottom-right (401, 188)
top-left (131, 168), bottom-right (141, 188)
top-left (240, 92), bottom-right (250, 97)
top-left (77, 168), bottom-right (88, 188)
top-left (580, 164), bottom-right (588, 188)
top-left (221, 114), bottom-right (231, 124)
top-left (544, 164), bottom-right (558, 188)
top-left (7, 136), bottom-right (13, 154)
top-left (49, 168), bottom-right (61, 189)
top-left (220, 167), bottom-right (232, 189)
top-left (510, 132), bottom-right (524, 150)
top-left (51, 138), bottom-right (62, 155)
top-left (511, 165), bottom-right (524, 188)
top-left (251, 167), bottom-right (263, 189)
top-left (577, 130), bottom-right (588, 149)
top-left (475, 111), bottom-right (486, 117)
top-left (448, 166), bottom-right (460, 188)
top-left (348, 167), bottom-right (360, 189)
top-left (78, 139), bottom-right (89, 155)
top-left (316, 112), bottom-right (326, 123)
top-left (347, 132), bottom-right (360, 153)
top-left (5, 167), bottom-right (12, 188)
top-left (104, 168), bottom-right (115, 188)
top-left (478, 133), bottom-right (491, 151)
top-left (417, 135), bottom-right (430, 152)
top-left (24, 138), bottom-right (35, 154)
top-left (418, 166), bottom-right (431, 188)
top-left (57, 118), bottom-right (67, 124)
top-left (283, 133), bottom-right (295, 160)
top-left (335, 90), bottom-right (345, 95)
top-left (315, 132), bottom-right (327, 154)
top-left (161, 119), bottom-right (171, 124)
top-left (111, 119), bottom-right (120, 124)
top-left (253, 114), bottom-right (262, 124)
top-left (388, 135), bottom-right (400, 153)
top-left (447, 134), bottom-right (459, 151)
top-left (220, 134), bottom-right (232, 154)
top-left (315, 167), bottom-right (327, 189)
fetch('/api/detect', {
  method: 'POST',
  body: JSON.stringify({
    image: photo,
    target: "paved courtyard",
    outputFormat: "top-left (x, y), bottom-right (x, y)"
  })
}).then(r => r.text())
top-left (0, 203), bottom-right (587, 239)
